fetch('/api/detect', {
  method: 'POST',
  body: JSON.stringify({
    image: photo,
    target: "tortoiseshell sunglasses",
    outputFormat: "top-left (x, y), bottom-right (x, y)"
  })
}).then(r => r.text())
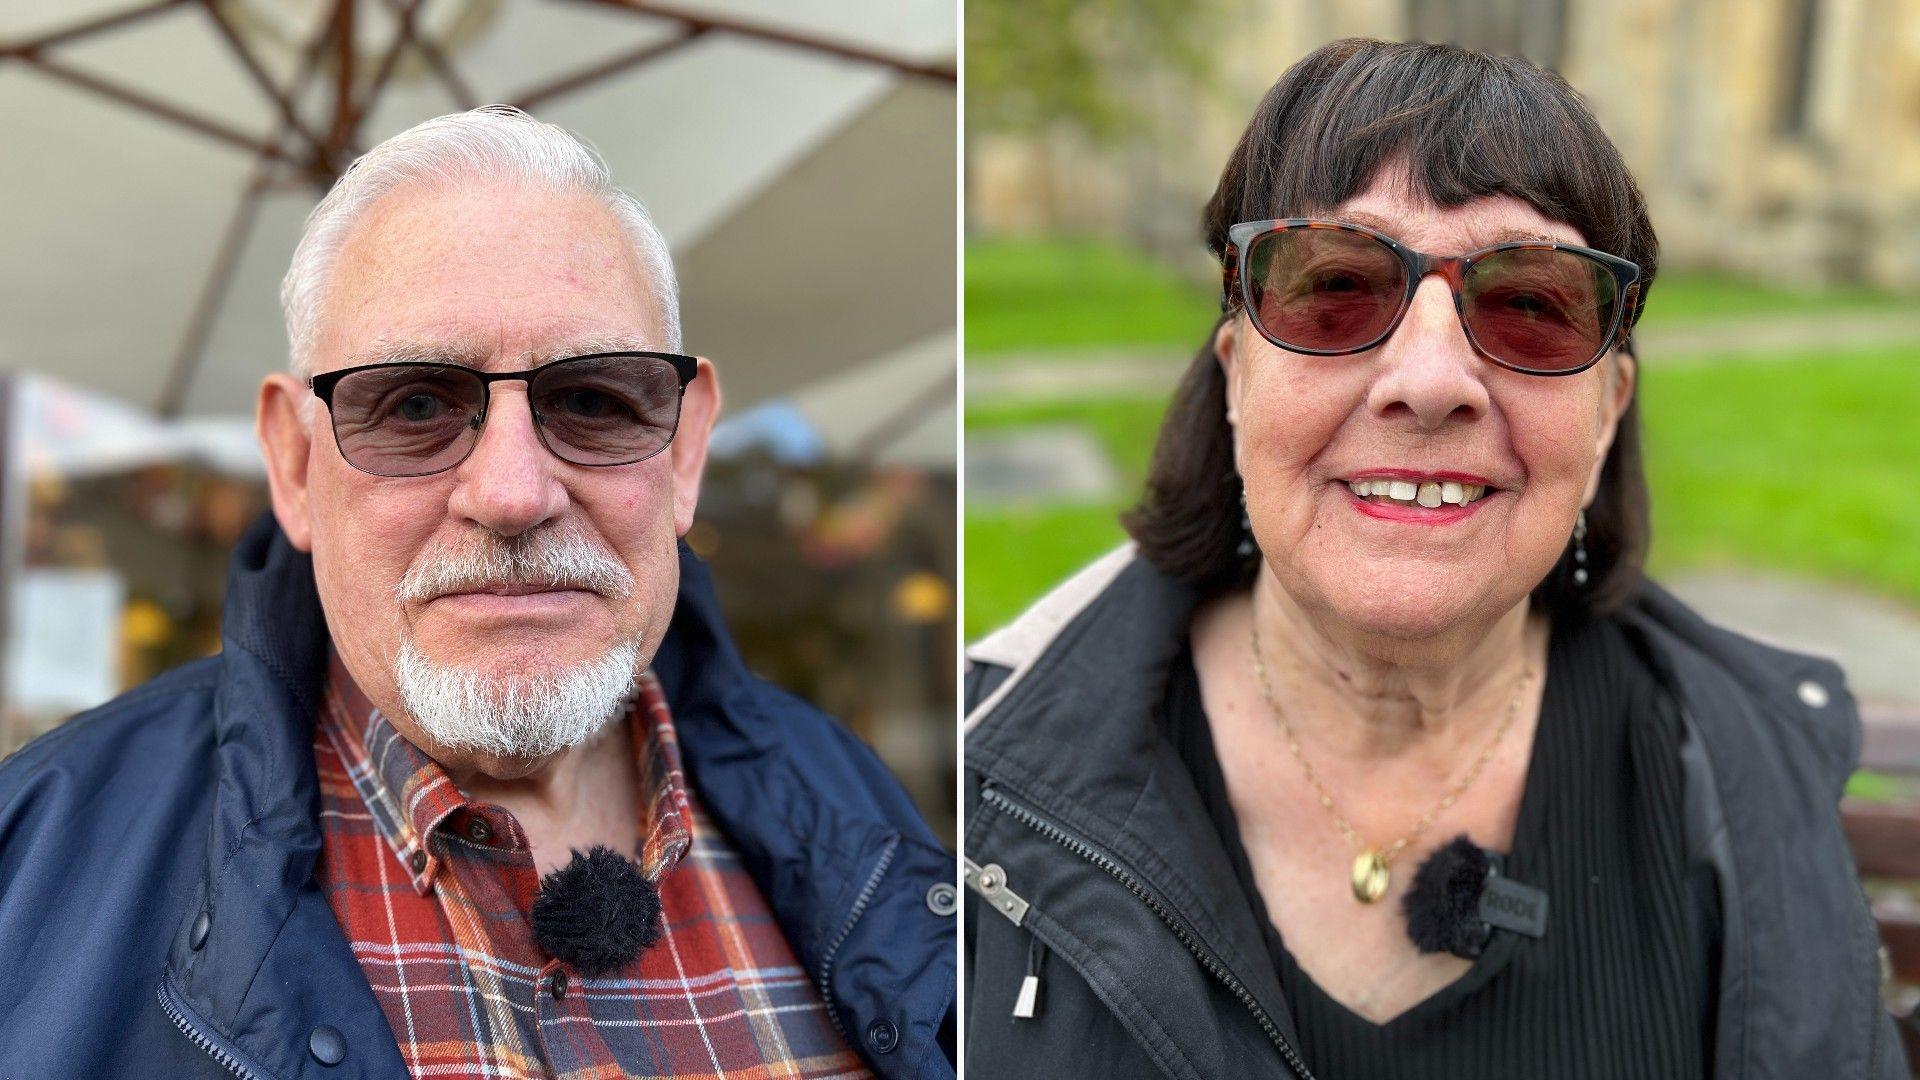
top-left (1222, 219), bottom-right (1642, 376)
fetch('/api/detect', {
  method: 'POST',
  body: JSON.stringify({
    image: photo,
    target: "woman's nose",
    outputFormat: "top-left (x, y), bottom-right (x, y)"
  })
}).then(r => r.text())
top-left (1365, 275), bottom-right (1492, 430)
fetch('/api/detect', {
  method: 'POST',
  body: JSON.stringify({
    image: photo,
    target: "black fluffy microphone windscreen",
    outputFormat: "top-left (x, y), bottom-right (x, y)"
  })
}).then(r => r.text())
top-left (530, 845), bottom-right (663, 976)
top-left (1403, 835), bottom-right (1493, 958)
top-left (1403, 834), bottom-right (1550, 960)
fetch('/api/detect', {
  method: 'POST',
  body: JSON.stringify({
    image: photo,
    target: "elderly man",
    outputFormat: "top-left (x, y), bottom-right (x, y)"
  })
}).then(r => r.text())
top-left (0, 107), bottom-right (954, 1079)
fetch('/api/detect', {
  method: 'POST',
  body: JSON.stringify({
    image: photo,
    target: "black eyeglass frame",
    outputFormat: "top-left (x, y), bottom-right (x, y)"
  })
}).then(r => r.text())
top-left (307, 350), bottom-right (701, 477)
top-left (1222, 219), bottom-right (1643, 377)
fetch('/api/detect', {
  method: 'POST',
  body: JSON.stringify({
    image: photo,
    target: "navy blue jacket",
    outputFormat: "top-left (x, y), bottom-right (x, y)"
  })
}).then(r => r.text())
top-left (0, 514), bottom-right (955, 1079)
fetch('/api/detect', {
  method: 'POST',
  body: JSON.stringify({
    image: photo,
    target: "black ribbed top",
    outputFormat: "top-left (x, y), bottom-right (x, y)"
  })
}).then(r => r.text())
top-left (1165, 610), bottom-right (1707, 1079)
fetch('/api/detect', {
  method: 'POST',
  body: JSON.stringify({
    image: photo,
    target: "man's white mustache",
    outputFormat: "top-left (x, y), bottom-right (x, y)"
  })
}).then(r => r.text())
top-left (396, 525), bottom-right (634, 604)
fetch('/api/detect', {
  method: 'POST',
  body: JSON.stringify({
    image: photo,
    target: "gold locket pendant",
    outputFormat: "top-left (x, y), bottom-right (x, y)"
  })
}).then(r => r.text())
top-left (1351, 849), bottom-right (1390, 903)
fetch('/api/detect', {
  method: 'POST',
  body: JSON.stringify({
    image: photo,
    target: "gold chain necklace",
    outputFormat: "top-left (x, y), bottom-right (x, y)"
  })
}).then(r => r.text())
top-left (1248, 621), bottom-right (1534, 904)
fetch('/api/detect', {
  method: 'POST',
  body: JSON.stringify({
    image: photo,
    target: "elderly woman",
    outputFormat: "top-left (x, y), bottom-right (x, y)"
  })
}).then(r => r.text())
top-left (963, 39), bottom-right (1901, 1080)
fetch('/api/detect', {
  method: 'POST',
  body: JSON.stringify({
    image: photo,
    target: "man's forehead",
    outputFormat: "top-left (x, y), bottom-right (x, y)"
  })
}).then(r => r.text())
top-left (342, 330), bottom-right (661, 372)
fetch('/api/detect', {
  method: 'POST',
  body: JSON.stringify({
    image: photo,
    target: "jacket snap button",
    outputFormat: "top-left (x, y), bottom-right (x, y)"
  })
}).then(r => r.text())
top-left (925, 882), bottom-right (957, 916)
top-left (189, 911), bottom-right (211, 950)
top-left (866, 1019), bottom-right (898, 1054)
top-left (466, 817), bottom-right (492, 844)
top-left (410, 849), bottom-right (428, 874)
top-left (1797, 679), bottom-right (1829, 708)
top-left (308, 1025), bottom-right (346, 1066)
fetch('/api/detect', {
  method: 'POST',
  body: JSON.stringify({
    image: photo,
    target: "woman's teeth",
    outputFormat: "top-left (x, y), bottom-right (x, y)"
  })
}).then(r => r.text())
top-left (1345, 479), bottom-right (1489, 508)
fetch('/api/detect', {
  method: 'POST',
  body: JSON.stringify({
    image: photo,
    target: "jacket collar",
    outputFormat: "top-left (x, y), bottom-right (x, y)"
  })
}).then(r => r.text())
top-left (1615, 581), bottom-right (1879, 1080)
top-left (162, 513), bottom-right (406, 1079)
top-left (966, 548), bottom-right (1303, 1062)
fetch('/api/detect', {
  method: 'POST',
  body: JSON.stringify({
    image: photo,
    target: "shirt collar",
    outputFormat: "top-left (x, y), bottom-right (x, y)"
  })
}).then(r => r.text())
top-left (318, 650), bottom-right (693, 895)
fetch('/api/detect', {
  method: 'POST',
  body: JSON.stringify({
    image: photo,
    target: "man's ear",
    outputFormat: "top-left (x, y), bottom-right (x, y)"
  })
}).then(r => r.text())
top-left (670, 357), bottom-right (721, 536)
top-left (1582, 347), bottom-right (1637, 507)
top-left (257, 373), bottom-right (316, 552)
top-left (1213, 316), bottom-right (1243, 429)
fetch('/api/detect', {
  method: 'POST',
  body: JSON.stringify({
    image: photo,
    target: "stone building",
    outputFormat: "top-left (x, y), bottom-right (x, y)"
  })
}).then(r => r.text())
top-left (970, 0), bottom-right (1920, 289)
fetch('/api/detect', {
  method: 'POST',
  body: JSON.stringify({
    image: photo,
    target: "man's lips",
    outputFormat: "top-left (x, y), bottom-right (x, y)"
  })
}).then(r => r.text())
top-left (434, 583), bottom-right (598, 599)
top-left (425, 586), bottom-right (601, 617)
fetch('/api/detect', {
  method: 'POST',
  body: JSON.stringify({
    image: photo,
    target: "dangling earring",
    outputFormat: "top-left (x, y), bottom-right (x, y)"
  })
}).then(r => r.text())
top-left (1570, 509), bottom-right (1589, 587)
top-left (1238, 488), bottom-right (1256, 558)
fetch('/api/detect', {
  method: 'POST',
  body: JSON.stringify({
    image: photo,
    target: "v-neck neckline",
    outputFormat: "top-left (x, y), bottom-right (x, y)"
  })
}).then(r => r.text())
top-left (1190, 609), bottom-right (1575, 1033)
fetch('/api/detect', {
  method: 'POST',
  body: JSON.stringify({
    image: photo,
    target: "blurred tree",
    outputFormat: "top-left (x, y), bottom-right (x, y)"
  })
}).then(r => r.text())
top-left (965, 0), bottom-right (1225, 140)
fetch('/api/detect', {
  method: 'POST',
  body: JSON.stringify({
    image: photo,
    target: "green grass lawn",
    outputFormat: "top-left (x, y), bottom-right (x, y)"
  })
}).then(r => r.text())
top-left (965, 346), bottom-right (1920, 640)
top-left (965, 238), bottom-right (1217, 356)
top-left (965, 237), bottom-right (1913, 360)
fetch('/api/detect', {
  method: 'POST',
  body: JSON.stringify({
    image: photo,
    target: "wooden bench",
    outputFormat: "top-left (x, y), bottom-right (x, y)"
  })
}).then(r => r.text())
top-left (1844, 703), bottom-right (1920, 1073)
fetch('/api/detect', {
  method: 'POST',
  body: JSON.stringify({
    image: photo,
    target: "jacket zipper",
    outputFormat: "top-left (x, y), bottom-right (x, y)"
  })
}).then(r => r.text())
top-left (816, 833), bottom-right (900, 1048)
top-left (981, 785), bottom-right (1316, 1080)
top-left (156, 975), bottom-right (269, 1080)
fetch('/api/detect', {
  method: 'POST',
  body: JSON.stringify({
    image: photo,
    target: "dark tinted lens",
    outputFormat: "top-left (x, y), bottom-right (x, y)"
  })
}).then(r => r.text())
top-left (1246, 227), bottom-right (1406, 352)
top-left (1462, 248), bottom-right (1618, 371)
top-left (329, 365), bottom-right (484, 476)
top-left (530, 355), bottom-right (683, 466)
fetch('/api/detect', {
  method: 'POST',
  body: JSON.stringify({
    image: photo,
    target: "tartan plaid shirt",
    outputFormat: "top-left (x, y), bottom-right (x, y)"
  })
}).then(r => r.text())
top-left (312, 652), bottom-right (872, 1079)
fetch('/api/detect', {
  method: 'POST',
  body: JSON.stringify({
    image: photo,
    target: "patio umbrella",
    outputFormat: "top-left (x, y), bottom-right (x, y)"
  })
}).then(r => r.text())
top-left (0, 0), bottom-right (955, 419)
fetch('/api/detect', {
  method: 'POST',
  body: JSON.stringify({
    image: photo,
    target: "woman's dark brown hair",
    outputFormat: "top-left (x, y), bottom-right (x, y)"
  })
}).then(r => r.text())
top-left (1123, 38), bottom-right (1659, 616)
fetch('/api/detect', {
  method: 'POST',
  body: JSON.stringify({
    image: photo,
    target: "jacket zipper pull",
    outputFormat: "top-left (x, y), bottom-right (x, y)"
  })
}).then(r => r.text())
top-left (964, 855), bottom-right (1031, 926)
top-left (1014, 934), bottom-right (1046, 1019)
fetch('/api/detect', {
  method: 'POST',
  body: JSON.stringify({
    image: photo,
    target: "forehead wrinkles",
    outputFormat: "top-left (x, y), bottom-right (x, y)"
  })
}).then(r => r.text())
top-left (341, 330), bottom-right (657, 371)
top-left (1333, 205), bottom-right (1582, 251)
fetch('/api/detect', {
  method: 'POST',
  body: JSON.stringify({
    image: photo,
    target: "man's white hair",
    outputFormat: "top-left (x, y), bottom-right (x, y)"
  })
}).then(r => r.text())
top-left (280, 104), bottom-right (681, 376)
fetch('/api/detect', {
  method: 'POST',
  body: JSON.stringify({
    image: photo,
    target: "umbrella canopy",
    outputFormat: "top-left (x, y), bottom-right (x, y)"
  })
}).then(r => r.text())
top-left (0, 0), bottom-right (955, 421)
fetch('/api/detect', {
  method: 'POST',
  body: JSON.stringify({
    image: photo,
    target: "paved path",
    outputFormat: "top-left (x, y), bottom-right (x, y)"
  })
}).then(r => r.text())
top-left (1665, 570), bottom-right (1920, 712)
top-left (968, 310), bottom-right (1920, 404)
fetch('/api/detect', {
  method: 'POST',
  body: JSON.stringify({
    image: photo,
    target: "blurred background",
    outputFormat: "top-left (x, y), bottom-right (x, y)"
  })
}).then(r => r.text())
top-left (0, 0), bottom-right (956, 843)
top-left (965, 0), bottom-right (1920, 1046)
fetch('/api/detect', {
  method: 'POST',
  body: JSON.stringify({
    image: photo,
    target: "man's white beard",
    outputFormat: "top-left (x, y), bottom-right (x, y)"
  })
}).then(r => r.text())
top-left (393, 637), bottom-right (641, 759)
top-left (387, 520), bottom-right (645, 759)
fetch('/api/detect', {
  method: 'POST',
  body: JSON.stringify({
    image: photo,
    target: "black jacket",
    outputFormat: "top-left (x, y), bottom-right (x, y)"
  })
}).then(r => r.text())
top-left (0, 514), bottom-right (955, 1079)
top-left (962, 547), bottom-right (1903, 1080)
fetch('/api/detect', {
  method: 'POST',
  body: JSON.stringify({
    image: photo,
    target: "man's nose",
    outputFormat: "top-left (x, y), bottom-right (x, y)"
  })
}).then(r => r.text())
top-left (1365, 275), bottom-right (1492, 430)
top-left (445, 385), bottom-right (569, 537)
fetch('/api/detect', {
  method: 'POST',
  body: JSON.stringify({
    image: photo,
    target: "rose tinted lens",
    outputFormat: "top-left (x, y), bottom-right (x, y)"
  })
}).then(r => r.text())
top-left (530, 355), bottom-right (683, 466)
top-left (329, 365), bottom-right (484, 476)
top-left (1462, 248), bottom-right (1618, 371)
top-left (1246, 228), bottom-right (1406, 352)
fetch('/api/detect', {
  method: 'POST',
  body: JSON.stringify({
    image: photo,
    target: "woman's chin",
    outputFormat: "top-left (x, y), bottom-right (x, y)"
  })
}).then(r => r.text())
top-left (1304, 573), bottom-right (1498, 645)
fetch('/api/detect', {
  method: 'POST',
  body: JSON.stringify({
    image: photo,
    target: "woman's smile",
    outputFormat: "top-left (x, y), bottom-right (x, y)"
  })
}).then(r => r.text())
top-left (1337, 480), bottom-right (1506, 525)
top-left (1333, 470), bottom-right (1511, 525)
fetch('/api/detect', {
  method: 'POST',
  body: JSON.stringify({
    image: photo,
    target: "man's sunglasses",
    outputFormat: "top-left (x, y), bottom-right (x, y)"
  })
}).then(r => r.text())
top-left (1222, 219), bottom-right (1642, 376)
top-left (308, 351), bottom-right (700, 478)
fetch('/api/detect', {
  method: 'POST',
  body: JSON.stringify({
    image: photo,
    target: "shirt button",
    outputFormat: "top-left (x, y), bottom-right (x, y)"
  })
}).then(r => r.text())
top-left (308, 1025), bottom-right (346, 1065)
top-left (409, 850), bottom-right (428, 874)
top-left (550, 970), bottom-right (569, 1000)
top-left (866, 1019), bottom-right (898, 1054)
top-left (466, 816), bottom-right (492, 844)
top-left (189, 911), bottom-right (211, 950)
top-left (925, 882), bottom-right (957, 917)
top-left (1797, 679), bottom-right (1830, 708)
